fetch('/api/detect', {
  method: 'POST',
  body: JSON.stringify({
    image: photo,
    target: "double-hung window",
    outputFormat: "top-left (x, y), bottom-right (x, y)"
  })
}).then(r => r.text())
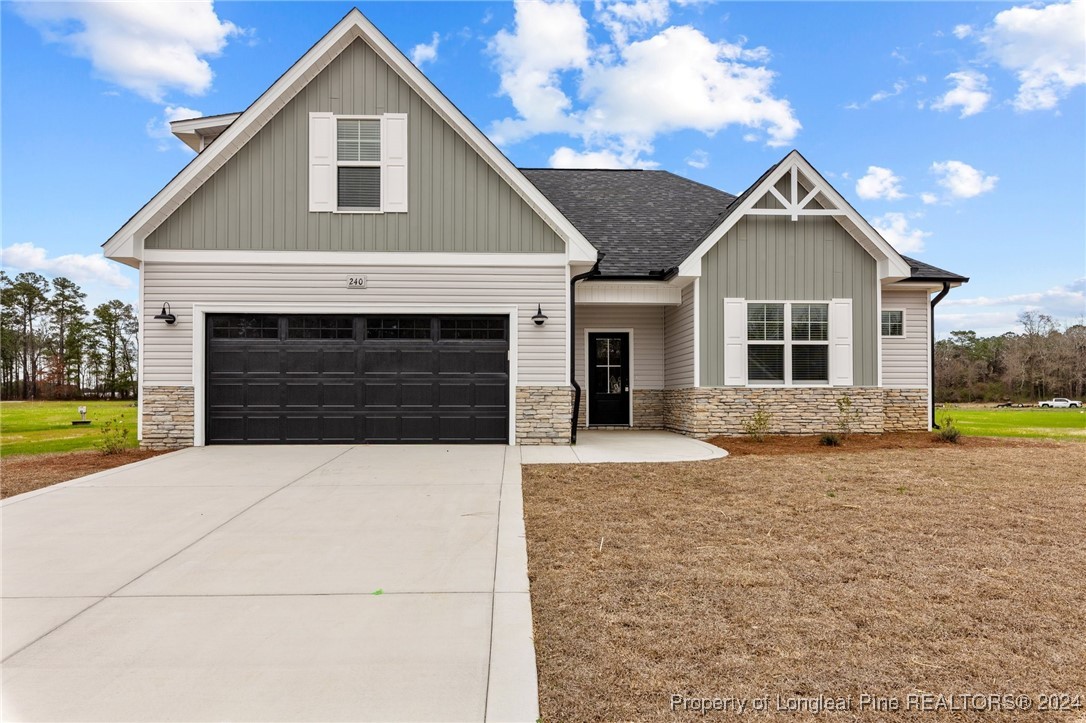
top-left (746, 302), bottom-right (829, 384)
top-left (336, 118), bottom-right (382, 210)
top-left (881, 309), bottom-right (904, 337)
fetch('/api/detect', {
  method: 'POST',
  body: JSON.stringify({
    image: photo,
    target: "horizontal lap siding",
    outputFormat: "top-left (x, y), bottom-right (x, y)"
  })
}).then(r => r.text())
top-left (664, 284), bottom-right (695, 388)
top-left (574, 305), bottom-right (665, 390)
top-left (143, 263), bottom-right (567, 386)
top-left (882, 288), bottom-right (929, 388)
top-left (145, 38), bottom-right (563, 254)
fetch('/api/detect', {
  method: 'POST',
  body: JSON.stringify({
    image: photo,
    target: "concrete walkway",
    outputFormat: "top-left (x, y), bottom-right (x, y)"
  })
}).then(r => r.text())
top-left (1, 446), bottom-right (537, 722)
top-left (519, 430), bottom-right (727, 464)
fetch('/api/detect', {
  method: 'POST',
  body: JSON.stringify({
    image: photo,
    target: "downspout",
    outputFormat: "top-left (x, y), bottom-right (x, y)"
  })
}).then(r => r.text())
top-left (569, 256), bottom-right (603, 444)
top-left (930, 281), bottom-right (951, 429)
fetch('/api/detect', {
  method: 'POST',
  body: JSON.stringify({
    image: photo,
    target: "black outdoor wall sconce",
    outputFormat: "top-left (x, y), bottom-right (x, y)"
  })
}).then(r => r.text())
top-left (153, 302), bottom-right (177, 325)
top-left (532, 304), bottom-right (548, 326)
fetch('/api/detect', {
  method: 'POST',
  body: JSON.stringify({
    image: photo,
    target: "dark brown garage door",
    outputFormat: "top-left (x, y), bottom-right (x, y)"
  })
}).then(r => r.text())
top-left (205, 314), bottom-right (509, 444)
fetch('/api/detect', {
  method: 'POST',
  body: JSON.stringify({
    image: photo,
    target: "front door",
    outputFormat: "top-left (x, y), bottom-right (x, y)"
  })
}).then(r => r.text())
top-left (588, 332), bottom-right (630, 426)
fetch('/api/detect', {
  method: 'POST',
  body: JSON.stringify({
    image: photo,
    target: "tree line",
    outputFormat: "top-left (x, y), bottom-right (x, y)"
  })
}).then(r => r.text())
top-left (935, 311), bottom-right (1086, 403)
top-left (1, 272), bottom-right (138, 400)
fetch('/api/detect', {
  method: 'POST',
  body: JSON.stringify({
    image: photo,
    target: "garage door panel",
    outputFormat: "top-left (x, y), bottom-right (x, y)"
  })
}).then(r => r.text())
top-left (206, 314), bottom-right (508, 444)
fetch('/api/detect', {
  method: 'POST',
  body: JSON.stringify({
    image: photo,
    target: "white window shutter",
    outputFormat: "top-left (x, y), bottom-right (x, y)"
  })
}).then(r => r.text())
top-left (831, 298), bottom-right (854, 386)
top-left (381, 113), bottom-right (408, 212)
top-left (308, 112), bottom-right (335, 212)
top-left (723, 298), bottom-right (746, 385)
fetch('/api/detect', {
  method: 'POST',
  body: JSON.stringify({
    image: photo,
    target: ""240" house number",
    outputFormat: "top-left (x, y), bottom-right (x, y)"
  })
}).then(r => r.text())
top-left (345, 275), bottom-right (368, 289)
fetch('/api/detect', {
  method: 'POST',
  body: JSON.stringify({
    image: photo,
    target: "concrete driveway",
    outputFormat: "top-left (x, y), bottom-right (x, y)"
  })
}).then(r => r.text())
top-left (1, 445), bottom-right (536, 722)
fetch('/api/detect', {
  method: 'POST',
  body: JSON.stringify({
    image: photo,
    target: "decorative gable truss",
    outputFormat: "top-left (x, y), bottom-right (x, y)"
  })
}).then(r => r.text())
top-left (676, 150), bottom-right (913, 281)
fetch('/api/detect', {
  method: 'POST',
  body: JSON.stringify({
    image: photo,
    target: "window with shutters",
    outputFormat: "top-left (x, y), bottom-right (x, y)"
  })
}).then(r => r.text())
top-left (745, 301), bottom-right (830, 385)
top-left (337, 118), bottom-right (382, 210)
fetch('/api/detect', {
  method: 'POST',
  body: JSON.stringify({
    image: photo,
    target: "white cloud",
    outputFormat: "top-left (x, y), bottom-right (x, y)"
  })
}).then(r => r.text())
top-left (980, 0), bottom-right (1086, 111)
top-left (146, 105), bottom-right (203, 151)
top-left (595, 0), bottom-right (670, 46)
top-left (931, 160), bottom-right (998, 198)
top-left (856, 166), bottom-right (906, 201)
top-left (940, 278), bottom-right (1086, 334)
top-left (872, 212), bottom-right (930, 253)
top-left (931, 70), bottom-right (991, 117)
top-left (15, 1), bottom-right (240, 103)
top-left (870, 80), bottom-right (907, 102)
top-left (1, 242), bottom-right (133, 290)
top-left (685, 149), bottom-right (710, 169)
top-left (920, 192), bottom-right (939, 205)
top-left (411, 32), bottom-right (440, 66)
top-left (549, 145), bottom-right (658, 169)
top-left (488, 0), bottom-right (800, 167)
top-left (953, 24), bottom-right (973, 39)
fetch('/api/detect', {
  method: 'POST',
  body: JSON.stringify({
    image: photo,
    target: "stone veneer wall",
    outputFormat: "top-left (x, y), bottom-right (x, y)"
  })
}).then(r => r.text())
top-left (142, 385), bottom-right (195, 450)
top-left (575, 388), bottom-right (664, 429)
top-left (517, 386), bottom-right (573, 444)
top-left (663, 387), bottom-right (929, 437)
top-left (883, 388), bottom-right (929, 431)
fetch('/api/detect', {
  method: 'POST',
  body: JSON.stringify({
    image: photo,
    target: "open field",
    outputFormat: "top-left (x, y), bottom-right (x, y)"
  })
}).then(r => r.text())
top-left (0, 400), bottom-right (138, 456)
top-left (944, 406), bottom-right (1085, 441)
top-left (523, 441), bottom-right (1086, 721)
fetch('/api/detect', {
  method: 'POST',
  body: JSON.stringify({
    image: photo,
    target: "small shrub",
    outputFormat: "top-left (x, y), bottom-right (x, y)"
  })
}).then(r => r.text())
top-left (934, 407), bottom-right (962, 444)
top-left (835, 393), bottom-right (863, 439)
top-left (819, 433), bottom-right (842, 447)
top-left (96, 417), bottom-right (130, 455)
top-left (742, 405), bottom-right (773, 442)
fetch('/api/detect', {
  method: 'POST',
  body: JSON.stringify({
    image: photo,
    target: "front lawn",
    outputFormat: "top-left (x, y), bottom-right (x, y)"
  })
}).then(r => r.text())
top-left (944, 406), bottom-right (1085, 441)
top-left (523, 441), bottom-right (1085, 721)
top-left (0, 400), bottom-right (138, 456)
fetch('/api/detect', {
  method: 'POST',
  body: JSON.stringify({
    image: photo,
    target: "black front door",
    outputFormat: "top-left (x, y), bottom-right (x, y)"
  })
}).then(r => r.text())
top-left (588, 332), bottom-right (630, 426)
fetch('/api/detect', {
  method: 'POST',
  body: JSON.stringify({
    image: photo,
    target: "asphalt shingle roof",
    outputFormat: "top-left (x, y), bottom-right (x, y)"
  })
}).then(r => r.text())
top-left (520, 169), bottom-right (735, 276)
top-left (522, 166), bottom-right (966, 283)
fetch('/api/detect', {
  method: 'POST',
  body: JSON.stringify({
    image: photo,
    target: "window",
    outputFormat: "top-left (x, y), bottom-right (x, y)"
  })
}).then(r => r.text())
top-left (439, 318), bottom-right (506, 341)
top-left (286, 316), bottom-right (353, 340)
top-left (337, 119), bottom-right (381, 210)
top-left (365, 317), bottom-right (431, 340)
top-left (882, 309), bottom-right (904, 337)
top-left (745, 302), bottom-right (830, 384)
top-left (309, 112), bottom-right (407, 214)
top-left (210, 316), bottom-right (279, 340)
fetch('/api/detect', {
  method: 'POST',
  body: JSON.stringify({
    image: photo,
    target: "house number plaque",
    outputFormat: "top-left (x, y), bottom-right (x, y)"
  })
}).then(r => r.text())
top-left (345, 275), bottom-right (368, 289)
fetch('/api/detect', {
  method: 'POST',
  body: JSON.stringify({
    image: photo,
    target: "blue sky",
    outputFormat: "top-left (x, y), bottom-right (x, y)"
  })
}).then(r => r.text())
top-left (2, 0), bottom-right (1083, 336)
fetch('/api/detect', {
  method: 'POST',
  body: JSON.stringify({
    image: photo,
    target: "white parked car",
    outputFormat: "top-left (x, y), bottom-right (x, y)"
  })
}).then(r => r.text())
top-left (1038, 398), bottom-right (1082, 408)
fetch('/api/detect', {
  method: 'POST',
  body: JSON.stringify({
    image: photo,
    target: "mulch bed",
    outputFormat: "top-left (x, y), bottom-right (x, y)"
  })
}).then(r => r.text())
top-left (523, 443), bottom-right (1086, 721)
top-left (1, 449), bottom-right (168, 499)
top-left (709, 431), bottom-right (1064, 457)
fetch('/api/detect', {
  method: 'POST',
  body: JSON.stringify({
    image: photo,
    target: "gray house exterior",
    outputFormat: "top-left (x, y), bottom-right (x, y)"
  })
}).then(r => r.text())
top-left (104, 9), bottom-right (966, 449)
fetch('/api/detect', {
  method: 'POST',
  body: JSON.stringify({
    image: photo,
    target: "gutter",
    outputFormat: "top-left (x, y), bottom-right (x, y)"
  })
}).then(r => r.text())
top-left (929, 281), bottom-right (951, 429)
top-left (569, 256), bottom-right (603, 444)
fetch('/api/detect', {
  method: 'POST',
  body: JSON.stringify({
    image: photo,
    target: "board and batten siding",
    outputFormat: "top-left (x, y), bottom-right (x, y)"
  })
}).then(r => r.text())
top-left (664, 283), bottom-right (695, 388)
top-left (699, 215), bottom-right (879, 387)
top-left (881, 287), bottom-right (930, 388)
top-left (142, 262), bottom-right (567, 386)
top-left (574, 305), bottom-right (665, 390)
top-left (145, 38), bottom-right (563, 254)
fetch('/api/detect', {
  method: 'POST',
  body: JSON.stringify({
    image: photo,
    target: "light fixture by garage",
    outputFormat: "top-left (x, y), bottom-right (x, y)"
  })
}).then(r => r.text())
top-left (532, 304), bottom-right (548, 326)
top-left (153, 302), bottom-right (177, 325)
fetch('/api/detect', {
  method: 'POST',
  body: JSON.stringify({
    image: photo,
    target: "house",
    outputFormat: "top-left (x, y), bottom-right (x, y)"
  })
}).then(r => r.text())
top-left (103, 9), bottom-right (967, 449)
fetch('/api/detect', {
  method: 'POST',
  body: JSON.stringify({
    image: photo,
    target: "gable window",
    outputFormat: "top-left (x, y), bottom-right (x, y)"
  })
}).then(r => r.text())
top-left (337, 119), bottom-right (382, 210)
top-left (309, 112), bottom-right (408, 214)
top-left (746, 302), bottom-right (829, 384)
top-left (882, 309), bottom-right (904, 337)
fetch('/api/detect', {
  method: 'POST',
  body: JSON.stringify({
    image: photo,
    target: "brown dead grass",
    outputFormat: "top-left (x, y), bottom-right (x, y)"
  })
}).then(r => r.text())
top-left (1, 449), bottom-right (167, 498)
top-left (710, 431), bottom-right (1063, 457)
top-left (523, 443), bottom-right (1086, 722)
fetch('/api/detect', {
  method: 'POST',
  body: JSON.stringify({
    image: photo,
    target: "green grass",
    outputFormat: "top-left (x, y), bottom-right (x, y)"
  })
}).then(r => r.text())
top-left (941, 406), bottom-right (1086, 441)
top-left (0, 400), bottom-right (138, 456)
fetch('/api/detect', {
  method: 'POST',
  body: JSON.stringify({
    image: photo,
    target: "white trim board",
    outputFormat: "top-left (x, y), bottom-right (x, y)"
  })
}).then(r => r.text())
top-left (677, 150), bottom-right (912, 281)
top-left (103, 8), bottom-right (597, 267)
top-left (142, 249), bottom-right (568, 267)
top-left (189, 303), bottom-right (520, 447)
top-left (576, 282), bottom-right (682, 305)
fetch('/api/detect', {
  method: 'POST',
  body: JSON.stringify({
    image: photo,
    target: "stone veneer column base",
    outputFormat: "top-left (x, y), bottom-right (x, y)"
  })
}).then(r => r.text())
top-left (662, 387), bottom-right (930, 437)
top-left (516, 386), bottom-right (573, 445)
top-left (141, 386), bottom-right (195, 450)
top-left (576, 388), bottom-right (665, 430)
